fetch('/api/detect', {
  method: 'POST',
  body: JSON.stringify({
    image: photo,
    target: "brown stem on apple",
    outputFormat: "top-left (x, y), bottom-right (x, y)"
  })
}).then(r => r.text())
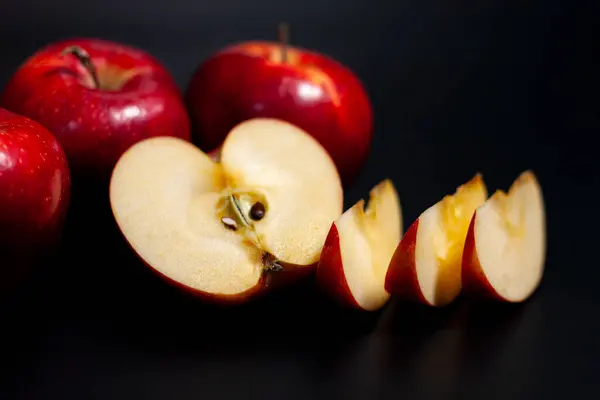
top-left (278, 22), bottom-right (290, 63)
top-left (61, 46), bottom-right (100, 89)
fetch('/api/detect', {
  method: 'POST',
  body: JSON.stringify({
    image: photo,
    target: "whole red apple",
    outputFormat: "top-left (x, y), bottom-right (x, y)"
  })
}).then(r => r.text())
top-left (1, 38), bottom-right (190, 181)
top-left (0, 108), bottom-right (71, 292)
top-left (185, 32), bottom-right (373, 185)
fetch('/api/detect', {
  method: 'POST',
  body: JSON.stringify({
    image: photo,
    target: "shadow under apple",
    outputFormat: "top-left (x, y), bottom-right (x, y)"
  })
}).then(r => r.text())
top-left (52, 220), bottom-right (387, 357)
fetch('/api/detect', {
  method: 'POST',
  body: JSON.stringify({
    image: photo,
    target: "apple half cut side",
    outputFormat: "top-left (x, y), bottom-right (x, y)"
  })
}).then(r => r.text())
top-left (384, 174), bottom-right (488, 307)
top-left (109, 118), bottom-right (343, 303)
top-left (317, 180), bottom-right (403, 311)
top-left (462, 170), bottom-right (546, 303)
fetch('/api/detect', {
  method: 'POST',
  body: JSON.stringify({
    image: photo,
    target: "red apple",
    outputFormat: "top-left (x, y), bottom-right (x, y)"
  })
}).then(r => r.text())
top-left (384, 175), bottom-right (488, 307)
top-left (0, 108), bottom-right (71, 292)
top-left (185, 27), bottom-right (373, 186)
top-left (1, 38), bottom-right (190, 181)
top-left (462, 171), bottom-right (546, 302)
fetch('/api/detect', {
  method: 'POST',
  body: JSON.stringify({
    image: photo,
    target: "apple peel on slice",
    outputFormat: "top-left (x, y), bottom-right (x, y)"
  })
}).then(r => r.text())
top-left (385, 174), bottom-right (488, 307)
top-left (109, 118), bottom-right (343, 303)
top-left (462, 170), bottom-right (546, 303)
top-left (317, 179), bottom-right (403, 311)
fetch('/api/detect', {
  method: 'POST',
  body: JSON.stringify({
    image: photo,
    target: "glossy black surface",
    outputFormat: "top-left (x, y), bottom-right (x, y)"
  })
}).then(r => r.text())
top-left (1, 0), bottom-right (597, 399)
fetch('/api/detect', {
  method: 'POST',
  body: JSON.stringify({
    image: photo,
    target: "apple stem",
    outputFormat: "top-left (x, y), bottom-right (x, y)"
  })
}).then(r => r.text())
top-left (61, 46), bottom-right (100, 89)
top-left (278, 22), bottom-right (289, 63)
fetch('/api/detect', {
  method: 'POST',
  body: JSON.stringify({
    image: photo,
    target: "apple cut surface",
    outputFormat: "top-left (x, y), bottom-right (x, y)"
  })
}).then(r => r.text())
top-left (318, 180), bottom-right (402, 311)
top-left (462, 171), bottom-right (546, 302)
top-left (109, 118), bottom-right (343, 301)
top-left (385, 174), bottom-right (488, 306)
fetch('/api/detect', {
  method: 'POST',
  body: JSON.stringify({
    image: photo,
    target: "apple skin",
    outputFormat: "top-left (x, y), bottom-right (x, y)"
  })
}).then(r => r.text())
top-left (0, 108), bottom-right (71, 292)
top-left (185, 41), bottom-right (373, 185)
top-left (112, 219), bottom-right (316, 305)
top-left (152, 263), bottom-right (315, 305)
top-left (383, 219), bottom-right (430, 304)
top-left (143, 257), bottom-right (267, 305)
top-left (130, 248), bottom-right (315, 305)
top-left (316, 223), bottom-right (362, 310)
top-left (1, 38), bottom-right (190, 182)
top-left (461, 212), bottom-right (503, 301)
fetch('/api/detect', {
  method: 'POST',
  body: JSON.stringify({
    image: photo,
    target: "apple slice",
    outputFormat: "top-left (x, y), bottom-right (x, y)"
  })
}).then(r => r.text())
top-left (462, 170), bottom-right (546, 302)
top-left (317, 180), bottom-right (402, 311)
top-left (384, 174), bottom-right (488, 307)
top-left (109, 118), bottom-right (343, 303)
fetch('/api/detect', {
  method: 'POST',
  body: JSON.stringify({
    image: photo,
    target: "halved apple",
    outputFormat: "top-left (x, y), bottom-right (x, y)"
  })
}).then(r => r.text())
top-left (462, 170), bottom-right (546, 302)
top-left (384, 174), bottom-right (488, 307)
top-left (317, 180), bottom-right (402, 311)
top-left (109, 118), bottom-right (343, 303)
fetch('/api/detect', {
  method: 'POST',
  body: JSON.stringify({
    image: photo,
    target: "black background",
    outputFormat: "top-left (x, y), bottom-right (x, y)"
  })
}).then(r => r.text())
top-left (1, 0), bottom-right (598, 399)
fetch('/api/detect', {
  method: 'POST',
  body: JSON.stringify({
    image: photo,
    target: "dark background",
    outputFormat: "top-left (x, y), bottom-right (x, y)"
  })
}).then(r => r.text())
top-left (1, 0), bottom-right (598, 399)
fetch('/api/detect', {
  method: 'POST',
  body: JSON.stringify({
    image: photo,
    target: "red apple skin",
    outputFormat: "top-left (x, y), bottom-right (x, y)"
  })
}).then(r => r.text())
top-left (146, 259), bottom-right (314, 305)
top-left (316, 223), bottom-right (362, 310)
top-left (0, 108), bottom-right (71, 292)
top-left (384, 219), bottom-right (430, 304)
top-left (146, 260), bottom-right (268, 305)
top-left (1, 38), bottom-right (190, 181)
top-left (185, 41), bottom-right (373, 185)
top-left (461, 212), bottom-right (503, 301)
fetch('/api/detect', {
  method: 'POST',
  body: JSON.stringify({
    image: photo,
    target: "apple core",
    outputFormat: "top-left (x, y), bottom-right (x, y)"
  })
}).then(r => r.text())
top-left (435, 174), bottom-right (488, 263)
top-left (215, 191), bottom-right (269, 249)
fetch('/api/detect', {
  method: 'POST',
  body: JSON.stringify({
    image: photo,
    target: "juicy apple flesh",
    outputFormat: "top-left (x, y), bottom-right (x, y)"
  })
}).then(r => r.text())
top-left (109, 118), bottom-right (343, 301)
top-left (463, 171), bottom-right (546, 302)
top-left (319, 179), bottom-right (402, 311)
top-left (386, 174), bottom-right (488, 306)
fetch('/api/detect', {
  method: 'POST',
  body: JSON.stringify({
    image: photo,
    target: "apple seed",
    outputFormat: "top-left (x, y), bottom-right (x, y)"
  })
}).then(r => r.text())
top-left (221, 217), bottom-right (238, 231)
top-left (249, 202), bottom-right (265, 221)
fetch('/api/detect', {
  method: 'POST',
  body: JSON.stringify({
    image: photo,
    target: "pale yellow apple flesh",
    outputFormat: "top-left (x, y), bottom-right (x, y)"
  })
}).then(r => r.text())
top-left (385, 174), bottom-right (488, 306)
top-left (463, 171), bottom-right (546, 302)
top-left (109, 118), bottom-right (343, 300)
top-left (419, 174), bottom-right (488, 305)
top-left (319, 180), bottom-right (402, 311)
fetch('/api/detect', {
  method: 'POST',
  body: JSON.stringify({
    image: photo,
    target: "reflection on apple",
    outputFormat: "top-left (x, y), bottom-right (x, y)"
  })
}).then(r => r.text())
top-left (0, 108), bottom-right (71, 292)
top-left (1, 38), bottom-right (190, 181)
top-left (185, 25), bottom-right (373, 186)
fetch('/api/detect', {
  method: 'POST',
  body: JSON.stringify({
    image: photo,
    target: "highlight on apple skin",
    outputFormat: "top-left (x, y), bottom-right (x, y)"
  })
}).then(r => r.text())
top-left (317, 179), bottom-right (403, 311)
top-left (1, 38), bottom-right (191, 181)
top-left (109, 118), bottom-right (343, 304)
top-left (185, 37), bottom-right (373, 186)
top-left (384, 174), bottom-right (488, 307)
top-left (0, 107), bottom-right (71, 293)
top-left (462, 170), bottom-right (546, 303)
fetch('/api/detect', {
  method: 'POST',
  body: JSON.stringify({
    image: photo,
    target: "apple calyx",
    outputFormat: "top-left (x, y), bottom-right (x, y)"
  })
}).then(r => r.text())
top-left (215, 189), bottom-right (283, 274)
top-left (61, 45), bottom-right (100, 89)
